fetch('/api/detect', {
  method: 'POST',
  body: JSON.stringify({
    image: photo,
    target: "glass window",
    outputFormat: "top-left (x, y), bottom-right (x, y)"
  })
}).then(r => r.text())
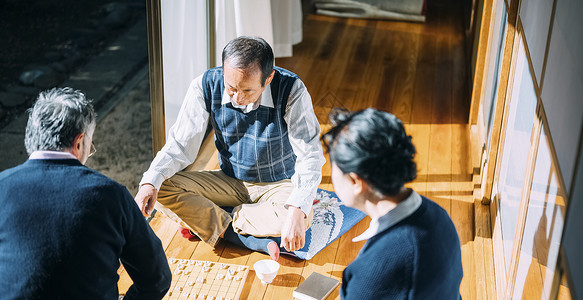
top-left (484, 1), bottom-right (508, 148)
top-left (512, 127), bottom-right (568, 299)
top-left (493, 39), bottom-right (538, 276)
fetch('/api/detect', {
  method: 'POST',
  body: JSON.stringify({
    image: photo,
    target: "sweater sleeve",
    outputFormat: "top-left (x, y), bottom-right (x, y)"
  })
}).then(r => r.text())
top-left (119, 187), bottom-right (171, 300)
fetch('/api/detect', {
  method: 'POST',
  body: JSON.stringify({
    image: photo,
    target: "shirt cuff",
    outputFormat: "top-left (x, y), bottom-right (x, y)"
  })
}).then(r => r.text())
top-left (139, 171), bottom-right (167, 191)
top-left (285, 196), bottom-right (313, 218)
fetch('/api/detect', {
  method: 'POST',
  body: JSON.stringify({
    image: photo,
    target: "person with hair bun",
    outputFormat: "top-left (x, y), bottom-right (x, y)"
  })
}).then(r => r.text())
top-left (322, 108), bottom-right (463, 299)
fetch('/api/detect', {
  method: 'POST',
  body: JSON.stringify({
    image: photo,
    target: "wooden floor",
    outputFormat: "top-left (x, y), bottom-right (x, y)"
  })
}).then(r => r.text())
top-left (118, 0), bottom-right (496, 298)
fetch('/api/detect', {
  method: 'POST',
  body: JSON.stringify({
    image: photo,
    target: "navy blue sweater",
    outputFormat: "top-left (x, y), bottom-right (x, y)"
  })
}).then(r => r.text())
top-left (0, 159), bottom-right (171, 299)
top-left (341, 197), bottom-right (463, 299)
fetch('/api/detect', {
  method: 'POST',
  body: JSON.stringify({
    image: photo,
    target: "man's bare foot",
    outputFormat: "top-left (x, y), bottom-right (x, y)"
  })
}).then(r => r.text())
top-left (267, 241), bottom-right (280, 261)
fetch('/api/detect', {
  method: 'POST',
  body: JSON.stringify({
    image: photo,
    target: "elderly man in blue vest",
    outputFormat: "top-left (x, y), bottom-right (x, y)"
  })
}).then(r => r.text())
top-left (135, 36), bottom-right (325, 258)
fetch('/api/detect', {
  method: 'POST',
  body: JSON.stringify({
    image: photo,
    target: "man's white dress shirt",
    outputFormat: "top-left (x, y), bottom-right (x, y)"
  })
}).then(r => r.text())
top-left (140, 73), bottom-right (325, 216)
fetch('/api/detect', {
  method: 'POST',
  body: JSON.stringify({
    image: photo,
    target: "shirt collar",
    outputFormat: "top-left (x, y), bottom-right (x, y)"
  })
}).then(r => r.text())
top-left (352, 190), bottom-right (422, 242)
top-left (29, 150), bottom-right (78, 160)
top-left (221, 83), bottom-right (274, 113)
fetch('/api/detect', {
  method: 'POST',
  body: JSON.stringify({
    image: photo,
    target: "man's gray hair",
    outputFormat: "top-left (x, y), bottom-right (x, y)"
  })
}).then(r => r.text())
top-left (25, 87), bottom-right (96, 154)
top-left (222, 36), bottom-right (274, 87)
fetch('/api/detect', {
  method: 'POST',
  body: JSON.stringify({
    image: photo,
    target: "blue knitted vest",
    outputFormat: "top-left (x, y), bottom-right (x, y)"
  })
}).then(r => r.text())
top-left (202, 66), bottom-right (298, 182)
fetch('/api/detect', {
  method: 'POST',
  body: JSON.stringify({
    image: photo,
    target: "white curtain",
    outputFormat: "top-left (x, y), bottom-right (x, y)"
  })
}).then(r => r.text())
top-left (160, 0), bottom-right (302, 136)
top-left (215, 0), bottom-right (303, 64)
top-left (160, 0), bottom-right (208, 135)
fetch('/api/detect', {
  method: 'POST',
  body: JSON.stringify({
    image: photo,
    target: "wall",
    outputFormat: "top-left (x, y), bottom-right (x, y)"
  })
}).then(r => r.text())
top-left (562, 128), bottom-right (583, 299)
top-left (538, 0), bottom-right (583, 191)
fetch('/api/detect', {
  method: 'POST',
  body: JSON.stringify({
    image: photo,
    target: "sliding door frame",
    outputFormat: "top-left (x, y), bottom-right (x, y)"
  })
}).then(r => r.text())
top-left (146, 0), bottom-right (216, 154)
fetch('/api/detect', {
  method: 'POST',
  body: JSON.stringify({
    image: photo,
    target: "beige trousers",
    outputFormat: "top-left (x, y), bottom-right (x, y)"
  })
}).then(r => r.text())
top-left (156, 170), bottom-right (313, 246)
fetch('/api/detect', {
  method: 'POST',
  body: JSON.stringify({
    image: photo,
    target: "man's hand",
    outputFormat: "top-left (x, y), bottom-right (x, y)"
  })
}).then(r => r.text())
top-left (134, 184), bottom-right (158, 217)
top-left (280, 206), bottom-right (306, 252)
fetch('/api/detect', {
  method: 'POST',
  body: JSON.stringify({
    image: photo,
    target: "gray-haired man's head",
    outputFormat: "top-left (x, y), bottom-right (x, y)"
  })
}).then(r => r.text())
top-left (222, 36), bottom-right (274, 87)
top-left (25, 87), bottom-right (96, 156)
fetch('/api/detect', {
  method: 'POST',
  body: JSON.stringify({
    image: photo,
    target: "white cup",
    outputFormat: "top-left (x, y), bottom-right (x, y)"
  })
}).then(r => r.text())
top-left (253, 259), bottom-right (280, 284)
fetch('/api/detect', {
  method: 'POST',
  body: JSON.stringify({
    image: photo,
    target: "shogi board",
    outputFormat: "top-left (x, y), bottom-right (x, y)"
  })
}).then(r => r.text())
top-left (164, 257), bottom-right (249, 300)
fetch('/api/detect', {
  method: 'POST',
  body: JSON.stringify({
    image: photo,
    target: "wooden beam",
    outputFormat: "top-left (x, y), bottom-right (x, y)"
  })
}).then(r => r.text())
top-left (146, 0), bottom-right (165, 154)
top-left (468, 0), bottom-right (494, 125)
